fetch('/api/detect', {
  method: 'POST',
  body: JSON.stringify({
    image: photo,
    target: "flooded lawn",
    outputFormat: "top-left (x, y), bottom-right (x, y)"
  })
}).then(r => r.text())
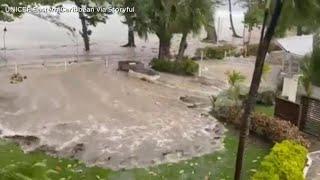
top-left (0, 126), bottom-right (271, 180)
top-left (0, 62), bottom-right (226, 170)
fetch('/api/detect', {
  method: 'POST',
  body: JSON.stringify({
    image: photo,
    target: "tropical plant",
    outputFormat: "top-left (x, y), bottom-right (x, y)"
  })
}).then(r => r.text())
top-left (242, 0), bottom-right (265, 52)
top-left (175, 0), bottom-right (214, 60)
top-left (228, 0), bottom-right (241, 37)
top-left (227, 70), bottom-right (246, 87)
top-left (134, 0), bottom-right (179, 60)
top-left (226, 70), bottom-right (246, 103)
top-left (300, 56), bottom-right (314, 97)
top-left (113, 0), bottom-right (137, 47)
top-left (72, 0), bottom-right (110, 51)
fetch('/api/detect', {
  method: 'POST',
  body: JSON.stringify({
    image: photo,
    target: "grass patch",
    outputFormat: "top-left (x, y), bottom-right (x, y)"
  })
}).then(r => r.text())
top-left (0, 128), bottom-right (270, 180)
top-left (255, 104), bottom-right (275, 117)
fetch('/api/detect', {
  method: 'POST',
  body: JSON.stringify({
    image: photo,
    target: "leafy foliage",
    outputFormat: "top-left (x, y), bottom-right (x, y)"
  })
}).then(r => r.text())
top-left (275, 0), bottom-right (320, 37)
top-left (252, 140), bottom-right (308, 180)
top-left (226, 70), bottom-right (246, 87)
top-left (246, 43), bottom-right (281, 56)
top-left (174, 0), bottom-right (213, 35)
top-left (243, 1), bottom-right (265, 31)
top-left (212, 103), bottom-right (310, 148)
top-left (251, 113), bottom-right (310, 148)
top-left (196, 45), bottom-right (236, 60)
top-left (151, 58), bottom-right (199, 76)
top-left (311, 47), bottom-right (320, 86)
top-left (300, 57), bottom-right (314, 96)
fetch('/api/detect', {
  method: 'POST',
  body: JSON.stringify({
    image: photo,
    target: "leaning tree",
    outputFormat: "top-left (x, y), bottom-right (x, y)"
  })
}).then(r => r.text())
top-left (114, 0), bottom-right (137, 47)
top-left (175, 0), bottom-right (214, 60)
top-left (71, 0), bottom-right (110, 51)
top-left (234, 0), bottom-right (320, 179)
top-left (135, 0), bottom-right (179, 60)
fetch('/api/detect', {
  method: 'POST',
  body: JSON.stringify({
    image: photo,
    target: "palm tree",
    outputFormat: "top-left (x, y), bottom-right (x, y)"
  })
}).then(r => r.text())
top-left (228, 0), bottom-right (241, 38)
top-left (203, 1), bottom-right (220, 43)
top-left (73, 0), bottom-right (109, 51)
top-left (175, 0), bottom-right (214, 60)
top-left (135, 0), bottom-right (179, 60)
top-left (117, 0), bottom-right (137, 47)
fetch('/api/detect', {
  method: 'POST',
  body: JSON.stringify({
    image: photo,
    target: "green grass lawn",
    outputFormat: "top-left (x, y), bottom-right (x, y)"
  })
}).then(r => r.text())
top-left (255, 104), bottom-right (275, 117)
top-left (0, 128), bottom-right (270, 180)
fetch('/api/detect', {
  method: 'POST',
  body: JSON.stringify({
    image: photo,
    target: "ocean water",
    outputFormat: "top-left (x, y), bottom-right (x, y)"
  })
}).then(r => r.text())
top-left (0, 1), bottom-right (246, 64)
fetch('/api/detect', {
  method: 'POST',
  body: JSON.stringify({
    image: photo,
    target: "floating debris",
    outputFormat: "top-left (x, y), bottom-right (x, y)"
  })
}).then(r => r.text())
top-left (10, 73), bottom-right (27, 84)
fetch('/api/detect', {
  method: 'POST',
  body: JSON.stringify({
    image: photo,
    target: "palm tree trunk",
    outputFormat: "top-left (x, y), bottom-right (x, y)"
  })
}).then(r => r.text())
top-left (76, 2), bottom-right (90, 51)
top-left (204, 25), bottom-right (218, 43)
top-left (297, 26), bottom-right (303, 36)
top-left (228, 0), bottom-right (241, 38)
top-left (122, 23), bottom-right (136, 47)
top-left (234, 0), bottom-right (283, 179)
top-left (177, 32), bottom-right (188, 60)
top-left (313, 30), bottom-right (320, 51)
top-left (158, 37), bottom-right (171, 60)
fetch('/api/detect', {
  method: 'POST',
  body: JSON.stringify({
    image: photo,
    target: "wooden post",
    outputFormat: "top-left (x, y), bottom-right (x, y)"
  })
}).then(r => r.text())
top-left (199, 51), bottom-right (204, 77)
top-left (105, 58), bottom-right (108, 69)
top-left (15, 63), bottom-right (18, 74)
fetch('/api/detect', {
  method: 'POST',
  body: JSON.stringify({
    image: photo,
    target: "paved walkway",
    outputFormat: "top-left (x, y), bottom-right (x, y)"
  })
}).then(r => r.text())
top-left (306, 151), bottom-right (320, 180)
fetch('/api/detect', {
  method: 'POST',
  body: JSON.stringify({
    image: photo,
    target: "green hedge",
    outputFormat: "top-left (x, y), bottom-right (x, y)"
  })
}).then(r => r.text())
top-left (252, 140), bottom-right (308, 180)
top-left (196, 45), bottom-right (236, 60)
top-left (151, 58), bottom-right (199, 76)
top-left (247, 43), bottom-right (282, 56)
top-left (212, 102), bottom-right (310, 147)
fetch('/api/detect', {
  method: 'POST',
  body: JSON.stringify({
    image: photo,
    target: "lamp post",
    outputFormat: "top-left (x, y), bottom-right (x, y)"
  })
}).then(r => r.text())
top-left (3, 27), bottom-right (7, 62)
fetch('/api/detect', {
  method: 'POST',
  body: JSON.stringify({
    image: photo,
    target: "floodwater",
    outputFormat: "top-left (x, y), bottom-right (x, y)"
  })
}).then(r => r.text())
top-left (0, 1), bottom-right (248, 65)
top-left (0, 62), bottom-right (225, 170)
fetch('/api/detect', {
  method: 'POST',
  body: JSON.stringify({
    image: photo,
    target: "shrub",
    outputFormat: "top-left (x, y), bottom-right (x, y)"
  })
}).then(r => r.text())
top-left (226, 70), bottom-right (246, 87)
top-left (251, 113), bottom-right (310, 148)
top-left (212, 104), bottom-right (310, 147)
top-left (196, 45), bottom-right (236, 60)
top-left (311, 46), bottom-right (320, 87)
top-left (256, 90), bottom-right (276, 106)
top-left (300, 57), bottom-right (314, 97)
top-left (151, 58), bottom-right (199, 76)
top-left (247, 43), bottom-right (281, 56)
top-left (252, 140), bottom-right (308, 180)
